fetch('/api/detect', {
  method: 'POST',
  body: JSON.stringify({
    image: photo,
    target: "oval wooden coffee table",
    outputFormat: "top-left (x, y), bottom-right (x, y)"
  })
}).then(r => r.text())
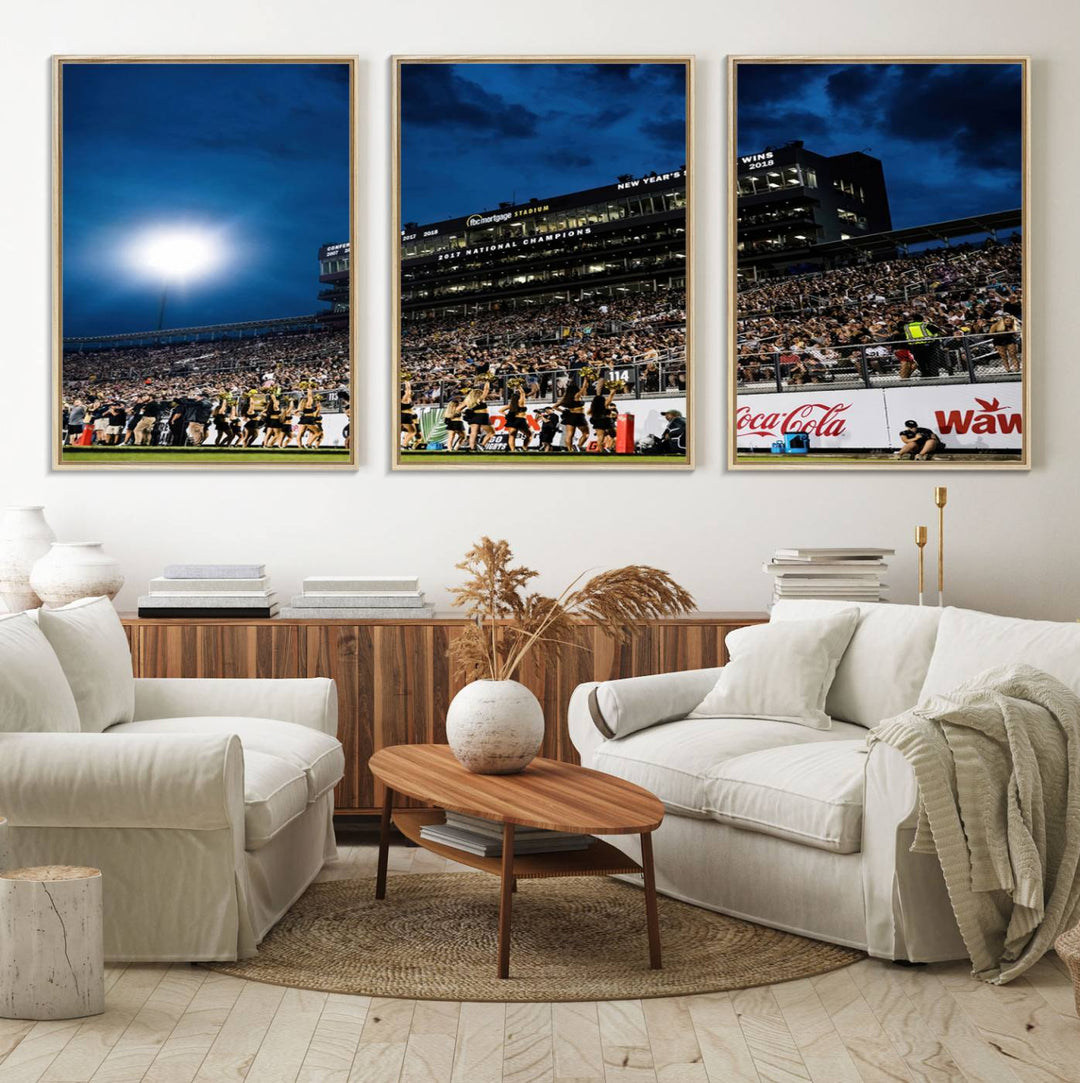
top-left (369, 744), bottom-right (664, 979)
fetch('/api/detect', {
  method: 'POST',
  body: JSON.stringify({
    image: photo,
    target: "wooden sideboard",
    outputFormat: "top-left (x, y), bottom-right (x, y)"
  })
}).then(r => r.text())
top-left (120, 612), bottom-right (767, 816)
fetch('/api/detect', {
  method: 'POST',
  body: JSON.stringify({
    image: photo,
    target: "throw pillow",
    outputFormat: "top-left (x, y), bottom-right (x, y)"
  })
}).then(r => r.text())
top-left (36, 596), bottom-right (135, 733)
top-left (689, 609), bottom-right (860, 730)
top-left (0, 612), bottom-right (81, 732)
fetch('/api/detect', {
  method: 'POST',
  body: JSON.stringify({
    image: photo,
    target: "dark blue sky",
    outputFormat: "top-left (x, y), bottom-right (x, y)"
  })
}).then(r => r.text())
top-left (736, 62), bottom-right (1023, 229)
top-left (401, 63), bottom-right (687, 226)
top-left (62, 62), bottom-right (350, 336)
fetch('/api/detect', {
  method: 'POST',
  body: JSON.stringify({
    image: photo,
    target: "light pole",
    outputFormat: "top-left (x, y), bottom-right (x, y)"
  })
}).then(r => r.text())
top-left (133, 228), bottom-right (221, 330)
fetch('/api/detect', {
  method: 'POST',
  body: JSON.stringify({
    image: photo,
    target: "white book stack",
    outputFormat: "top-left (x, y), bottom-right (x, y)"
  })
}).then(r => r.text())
top-left (419, 811), bottom-right (593, 857)
top-left (764, 548), bottom-right (894, 604)
top-left (138, 564), bottom-right (277, 618)
top-left (280, 576), bottom-right (435, 619)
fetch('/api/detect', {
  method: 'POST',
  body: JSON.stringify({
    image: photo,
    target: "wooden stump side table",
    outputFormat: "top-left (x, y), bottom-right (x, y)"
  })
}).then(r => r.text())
top-left (369, 744), bottom-right (665, 980)
top-left (0, 866), bottom-right (105, 1020)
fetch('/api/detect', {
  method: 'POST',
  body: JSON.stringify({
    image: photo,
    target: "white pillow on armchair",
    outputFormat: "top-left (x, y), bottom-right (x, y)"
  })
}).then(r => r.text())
top-left (689, 609), bottom-right (859, 730)
top-left (0, 612), bottom-right (81, 732)
top-left (36, 596), bottom-right (135, 733)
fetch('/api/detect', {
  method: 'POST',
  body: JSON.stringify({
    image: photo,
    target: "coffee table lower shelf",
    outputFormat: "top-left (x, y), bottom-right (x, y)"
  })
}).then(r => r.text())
top-left (379, 807), bottom-right (661, 978)
top-left (392, 808), bottom-right (644, 879)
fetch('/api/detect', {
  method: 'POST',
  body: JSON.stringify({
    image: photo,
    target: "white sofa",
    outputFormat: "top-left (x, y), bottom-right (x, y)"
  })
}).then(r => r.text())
top-left (569, 601), bottom-right (1080, 962)
top-left (0, 598), bottom-right (344, 962)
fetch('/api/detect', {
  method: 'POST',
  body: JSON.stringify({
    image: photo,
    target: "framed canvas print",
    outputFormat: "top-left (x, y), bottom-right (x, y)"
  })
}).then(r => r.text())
top-left (728, 57), bottom-right (1029, 470)
top-left (53, 56), bottom-right (357, 469)
top-left (393, 56), bottom-right (693, 469)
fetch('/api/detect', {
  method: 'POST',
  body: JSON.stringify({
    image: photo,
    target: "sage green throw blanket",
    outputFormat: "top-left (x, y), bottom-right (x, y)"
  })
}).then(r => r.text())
top-left (869, 664), bottom-right (1080, 983)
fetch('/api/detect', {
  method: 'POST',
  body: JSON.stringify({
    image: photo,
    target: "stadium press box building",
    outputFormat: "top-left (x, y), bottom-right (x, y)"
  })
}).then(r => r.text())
top-left (399, 169), bottom-right (687, 317)
top-left (735, 141), bottom-right (892, 281)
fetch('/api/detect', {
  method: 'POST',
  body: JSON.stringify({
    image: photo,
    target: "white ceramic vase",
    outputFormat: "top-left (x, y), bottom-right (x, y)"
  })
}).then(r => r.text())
top-left (0, 506), bottom-right (56, 612)
top-left (30, 543), bottom-right (125, 609)
top-left (445, 679), bottom-right (545, 774)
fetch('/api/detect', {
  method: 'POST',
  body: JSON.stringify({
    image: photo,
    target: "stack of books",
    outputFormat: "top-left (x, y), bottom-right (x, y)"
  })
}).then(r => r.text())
top-left (764, 548), bottom-right (893, 603)
top-left (419, 811), bottom-right (593, 857)
top-left (280, 576), bottom-right (434, 619)
top-left (138, 563), bottom-right (277, 618)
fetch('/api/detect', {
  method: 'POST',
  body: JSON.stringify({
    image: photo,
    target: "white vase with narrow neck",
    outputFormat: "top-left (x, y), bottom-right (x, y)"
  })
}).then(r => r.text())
top-left (0, 506), bottom-right (56, 612)
top-left (29, 543), bottom-right (124, 610)
top-left (445, 679), bottom-right (545, 774)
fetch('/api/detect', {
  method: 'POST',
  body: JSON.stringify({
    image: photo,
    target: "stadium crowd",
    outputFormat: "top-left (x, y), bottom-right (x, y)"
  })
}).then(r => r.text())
top-left (61, 327), bottom-right (350, 450)
top-left (401, 289), bottom-right (687, 404)
top-left (735, 237), bottom-right (1023, 386)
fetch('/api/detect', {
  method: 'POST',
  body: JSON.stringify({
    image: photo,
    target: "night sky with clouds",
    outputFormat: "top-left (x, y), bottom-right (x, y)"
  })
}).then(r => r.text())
top-left (401, 62), bottom-right (687, 227)
top-left (736, 62), bottom-right (1023, 230)
top-left (62, 62), bottom-right (350, 336)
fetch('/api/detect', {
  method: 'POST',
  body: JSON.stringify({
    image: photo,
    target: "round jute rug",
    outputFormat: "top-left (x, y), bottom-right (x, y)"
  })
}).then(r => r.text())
top-left (206, 874), bottom-right (863, 1001)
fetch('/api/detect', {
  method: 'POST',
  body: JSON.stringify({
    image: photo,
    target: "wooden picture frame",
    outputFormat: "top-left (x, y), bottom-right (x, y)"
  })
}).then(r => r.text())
top-left (392, 56), bottom-right (694, 470)
top-left (53, 55), bottom-right (358, 470)
top-left (728, 56), bottom-right (1030, 470)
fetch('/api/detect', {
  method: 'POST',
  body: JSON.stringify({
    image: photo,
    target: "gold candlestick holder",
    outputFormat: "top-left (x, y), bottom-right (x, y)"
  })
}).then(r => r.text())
top-left (935, 487), bottom-right (948, 607)
top-left (915, 525), bottom-right (928, 606)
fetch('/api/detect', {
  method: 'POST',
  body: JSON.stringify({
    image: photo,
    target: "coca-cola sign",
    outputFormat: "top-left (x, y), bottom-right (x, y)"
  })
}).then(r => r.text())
top-left (737, 401), bottom-right (853, 439)
top-left (736, 388), bottom-right (891, 449)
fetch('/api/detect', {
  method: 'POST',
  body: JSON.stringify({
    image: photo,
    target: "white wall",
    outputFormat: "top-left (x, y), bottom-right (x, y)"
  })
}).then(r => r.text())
top-left (3, 0), bottom-right (1077, 620)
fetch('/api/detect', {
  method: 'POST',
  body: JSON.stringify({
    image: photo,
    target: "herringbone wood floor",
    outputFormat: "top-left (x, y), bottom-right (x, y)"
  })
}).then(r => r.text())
top-left (2, 837), bottom-right (1079, 1082)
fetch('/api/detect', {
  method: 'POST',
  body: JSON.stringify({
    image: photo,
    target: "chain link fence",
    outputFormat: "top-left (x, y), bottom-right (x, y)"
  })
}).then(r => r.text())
top-left (736, 332), bottom-right (1022, 394)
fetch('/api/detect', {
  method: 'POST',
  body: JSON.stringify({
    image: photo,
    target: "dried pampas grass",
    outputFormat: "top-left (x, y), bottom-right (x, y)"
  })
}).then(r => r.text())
top-left (448, 537), bottom-right (694, 682)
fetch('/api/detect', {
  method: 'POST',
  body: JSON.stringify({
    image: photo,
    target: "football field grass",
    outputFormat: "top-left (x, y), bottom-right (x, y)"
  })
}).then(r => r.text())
top-left (61, 446), bottom-right (351, 465)
top-left (735, 451), bottom-right (1020, 464)
top-left (399, 450), bottom-right (685, 465)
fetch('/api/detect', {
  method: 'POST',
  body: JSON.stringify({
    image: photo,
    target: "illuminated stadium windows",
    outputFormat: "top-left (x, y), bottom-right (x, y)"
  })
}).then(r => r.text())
top-left (837, 208), bottom-right (869, 229)
top-left (833, 178), bottom-right (866, 202)
top-left (737, 166), bottom-right (810, 196)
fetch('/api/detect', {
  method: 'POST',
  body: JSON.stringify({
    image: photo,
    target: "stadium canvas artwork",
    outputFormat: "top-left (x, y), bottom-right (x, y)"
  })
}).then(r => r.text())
top-left (729, 57), bottom-right (1029, 469)
top-left (393, 57), bottom-right (692, 468)
top-left (53, 57), bottom-right (356, 469)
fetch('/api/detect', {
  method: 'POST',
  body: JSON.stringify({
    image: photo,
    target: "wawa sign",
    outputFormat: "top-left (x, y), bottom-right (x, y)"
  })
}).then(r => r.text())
top-left (736, 385), bottom-right (1023, 451)
top-left (882, 386), bottom-right (1023, 450)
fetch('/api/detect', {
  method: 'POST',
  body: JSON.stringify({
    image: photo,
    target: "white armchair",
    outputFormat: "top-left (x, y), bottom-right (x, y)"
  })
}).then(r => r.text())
top-left (0, 601), bottom-right (343, 962)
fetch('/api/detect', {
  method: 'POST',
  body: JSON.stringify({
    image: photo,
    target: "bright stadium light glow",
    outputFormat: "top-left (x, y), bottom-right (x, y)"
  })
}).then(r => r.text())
top-left (134, 228), bottom-right (221, 280)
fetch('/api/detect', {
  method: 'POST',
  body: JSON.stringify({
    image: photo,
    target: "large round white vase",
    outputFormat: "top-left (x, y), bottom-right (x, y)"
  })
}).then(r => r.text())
top-left (445, 679), bottom-right (545, 774)
top-left (0, 506), bottom-right (56, 612)
top-left (30, 543), bottom-right (124, 609)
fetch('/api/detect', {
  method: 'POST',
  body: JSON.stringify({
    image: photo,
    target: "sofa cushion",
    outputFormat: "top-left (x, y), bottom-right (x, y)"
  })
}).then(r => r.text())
top-left (690, 610), bottom-right (859, 729)
top-left (707, 741), bottom-right (867, 853)
top-left (0, 612), bottom-right (80, 733)
top-left (243, 750), bottom-right (310, 850)
top-left (771, 600), bottom-right (941, 727)
top-left (36, 597), bottom-right (135, 733)
top-left (591, 715), bottom-right (867, 820)
top-left (109, 716), bottom-right (344, 802)
top-left (591, 668), bottom-right (725, 739)
top-left (920, 607), bottom-right (1080, 702)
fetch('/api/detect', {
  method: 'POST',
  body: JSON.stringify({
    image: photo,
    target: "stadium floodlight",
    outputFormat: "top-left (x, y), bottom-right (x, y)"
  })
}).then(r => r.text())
top-left (136, 228), bottom-right (220, 280)
top-left (131, 227), bottom-right (223, 330)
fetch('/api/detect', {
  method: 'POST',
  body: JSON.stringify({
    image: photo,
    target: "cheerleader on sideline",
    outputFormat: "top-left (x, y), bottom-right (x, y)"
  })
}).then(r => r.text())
top-left (442, 396), bottom-right (465, 452)
top-left (556, 379), bottom-right (589, 452)
top-left (589, 378), bottom-right (618, 454)
top-left (500, 385), bottom-right (530, 452)
top-left (400, 381), bottom-right (420, 449)
top-left (297, 390), bottom-right (324, 448)
top-left (462, 382), bottom-right (494, 452)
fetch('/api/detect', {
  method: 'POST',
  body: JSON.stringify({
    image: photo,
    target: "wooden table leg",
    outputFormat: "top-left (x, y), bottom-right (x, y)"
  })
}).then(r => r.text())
top-left (375, 786), bottom-right (394, 900)
top-left (640, 831), bottom-right (661, 969)
top-left (497, 823), bottom-right (515, 979)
